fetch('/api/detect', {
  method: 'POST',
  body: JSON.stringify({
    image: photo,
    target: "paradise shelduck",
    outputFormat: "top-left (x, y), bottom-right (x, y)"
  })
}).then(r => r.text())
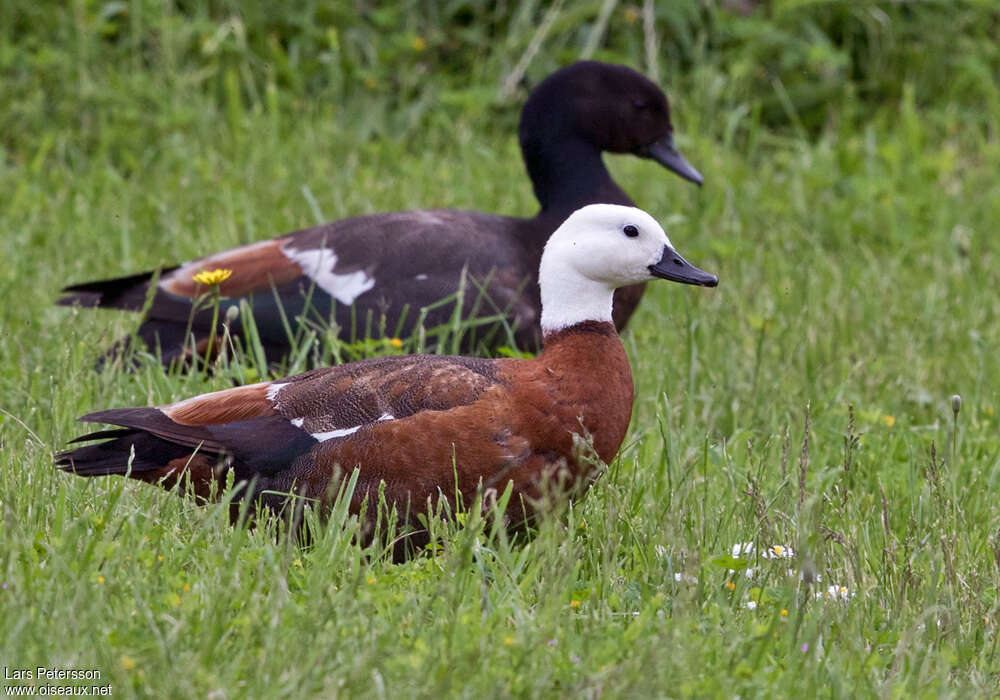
top-left (58, 204), bottom-right (718, 550)
top-left (57, 61), bottom-right (704, 367)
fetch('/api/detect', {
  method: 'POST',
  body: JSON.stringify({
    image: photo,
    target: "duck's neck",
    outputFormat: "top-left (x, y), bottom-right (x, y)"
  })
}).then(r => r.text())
top-left (522, 137), bottom-right (633, 218)
top-left (539, 272), bottom-right (615, 335)
top-left (541, 319), bottom-right (619, 350)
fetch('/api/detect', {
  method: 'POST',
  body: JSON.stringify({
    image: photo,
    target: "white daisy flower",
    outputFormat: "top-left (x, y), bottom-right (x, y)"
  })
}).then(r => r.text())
top-left (763, 544), bottom-right (795, 559)
top-left (816, 584), bottom-right (851, 600)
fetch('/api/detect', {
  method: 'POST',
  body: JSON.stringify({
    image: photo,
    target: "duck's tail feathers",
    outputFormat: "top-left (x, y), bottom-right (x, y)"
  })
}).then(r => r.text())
top-left (57, 267), bottom-right (179, 311)
top-left (56, 428), bottom-right (195, 476)
top-left (55, 409), bottom-right (231, 502)
top-left (57, 407), bottom-right (217, 474)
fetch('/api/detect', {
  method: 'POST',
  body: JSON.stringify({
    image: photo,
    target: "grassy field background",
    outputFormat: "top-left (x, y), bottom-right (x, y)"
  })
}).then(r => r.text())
top-left (2, 1), bottom-right (1000, 697)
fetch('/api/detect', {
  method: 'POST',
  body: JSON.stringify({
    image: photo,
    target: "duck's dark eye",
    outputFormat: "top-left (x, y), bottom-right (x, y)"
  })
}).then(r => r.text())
top-left (624, 224), bottom-right (639, 238)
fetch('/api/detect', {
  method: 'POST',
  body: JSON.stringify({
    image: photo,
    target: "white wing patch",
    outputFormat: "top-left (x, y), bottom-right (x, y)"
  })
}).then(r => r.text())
top-left (313, 425), bottom-right (361, 442)
top-left (310, 412), bottom-right (395, 442)
top-left (281, 244), bottom-right (375, 305)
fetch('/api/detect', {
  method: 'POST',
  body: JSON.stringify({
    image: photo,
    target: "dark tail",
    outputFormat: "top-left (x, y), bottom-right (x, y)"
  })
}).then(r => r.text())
top-left (57, 407), bottom-right (216, 473)
top-left (56, 408), bottom-right (232, 502)
top-left (57, 267), bottom-right (179, 310)
top-left (56, 428), bottom-right (195, 476)
top-left (56, 409), bottom-right (311, 511)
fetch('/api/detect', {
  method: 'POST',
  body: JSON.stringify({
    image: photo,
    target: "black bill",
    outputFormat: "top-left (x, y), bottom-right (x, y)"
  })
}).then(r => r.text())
top-left (649, 247), bottom-right (718, 287)
top-left (641, 133), bottom-right (704, 186)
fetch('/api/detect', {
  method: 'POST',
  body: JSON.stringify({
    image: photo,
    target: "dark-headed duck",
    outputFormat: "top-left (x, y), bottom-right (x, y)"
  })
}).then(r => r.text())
top-left (58, 61), bottom-right (703, 367)
top-left (59, 204), bottom-right (717, 550)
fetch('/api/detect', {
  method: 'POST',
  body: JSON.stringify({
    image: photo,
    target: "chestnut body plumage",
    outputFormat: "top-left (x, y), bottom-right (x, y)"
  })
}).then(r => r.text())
top-left (59, 205), bottom-right (718, 542)
top-left (57, 61), bottom-right (703, 367)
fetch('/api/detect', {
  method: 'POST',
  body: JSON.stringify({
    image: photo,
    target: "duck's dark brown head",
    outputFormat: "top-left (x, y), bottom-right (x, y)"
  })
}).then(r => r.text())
top-left (518, 61), bottom-right (703, 187)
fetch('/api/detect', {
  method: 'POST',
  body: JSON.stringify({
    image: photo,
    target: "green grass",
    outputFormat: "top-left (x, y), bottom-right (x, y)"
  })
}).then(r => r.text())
top-left (3, 2), bottom-right (1000, 698)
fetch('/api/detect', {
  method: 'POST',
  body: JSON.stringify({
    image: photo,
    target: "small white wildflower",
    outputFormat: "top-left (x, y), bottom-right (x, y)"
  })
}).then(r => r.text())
top-left (674, 572), bottom-right (683, 582)
top-left (762, 544), bottom-right (795, 559)
top-left (731, 542), bottom-right (754, 558)
top-left (744, 567), bottom-right (755, 579)
top-left (673, 572), bottom-right (698, 584)
top-left (746, 600), bottom-right (758, 610)
top-left (817, 584), bottom-right (852, 601)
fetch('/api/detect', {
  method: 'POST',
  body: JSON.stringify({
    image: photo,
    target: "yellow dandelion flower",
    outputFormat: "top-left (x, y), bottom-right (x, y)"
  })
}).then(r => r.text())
top-left (882, 415), bottom-right (896, 427)
top-left (157, 555), bottom-right (164, 562)
top-left (121, 656), bottom-right (136, 671)
top-left (192, 268), bottom-right (233, 286)
top-left (366, 575), bottom-right (376, 585)
top-left (570, 600), bottom-right (581, 608)
top-left (504, 636), bottom-right (514, 646)
top-left (781, 609), bottom-right (789, 616)
top-left (624, 7), bottom-right (640, 24)
top-left (182, 583), bottom-right (191, 592)
top-left (388, 338), bottom-right (403, 348)
top-left (986, 407), bottom-right (994, 417)
top-left (171, 593), bottom-right (181, 607)
top-left (725, 580), bottom-right (736, 591)
top-left (411, 36), bottom-right (427, 52)
top-left (97, 576), bottom-right (105, 584)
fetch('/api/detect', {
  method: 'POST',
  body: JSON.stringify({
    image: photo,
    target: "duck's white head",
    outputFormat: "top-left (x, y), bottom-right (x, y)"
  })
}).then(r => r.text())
top-left (539, 204), bottom-right (717, 335)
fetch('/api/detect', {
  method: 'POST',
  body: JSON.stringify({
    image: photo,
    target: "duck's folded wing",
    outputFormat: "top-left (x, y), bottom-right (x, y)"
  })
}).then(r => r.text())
top-left (57, 209), bottom-right (531, 366)
top-left (58, 355), bottom-right (505, 481)
top-left (264, 354), bottom-right (504, 438)
top-left (58, 209), bottom-right (520, 311)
